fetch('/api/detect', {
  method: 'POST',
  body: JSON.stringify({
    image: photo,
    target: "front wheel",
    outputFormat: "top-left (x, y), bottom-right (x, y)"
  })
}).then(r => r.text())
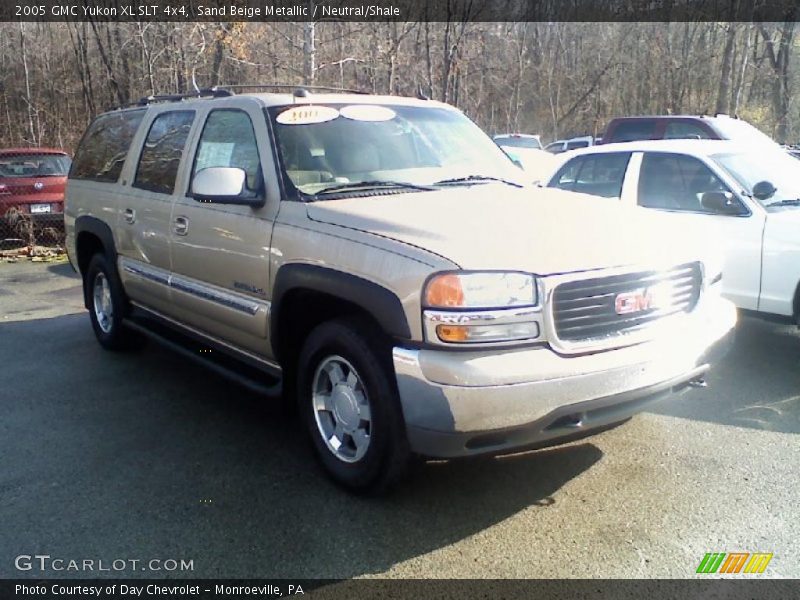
top-left (297, 318), bottom-right (410, 493)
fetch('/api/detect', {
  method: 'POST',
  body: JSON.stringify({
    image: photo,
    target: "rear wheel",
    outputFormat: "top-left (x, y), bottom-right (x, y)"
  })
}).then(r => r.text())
top-left (85, 253), bottom-right (140, 351)
top-left (297, 318), bottom-right (409, 493)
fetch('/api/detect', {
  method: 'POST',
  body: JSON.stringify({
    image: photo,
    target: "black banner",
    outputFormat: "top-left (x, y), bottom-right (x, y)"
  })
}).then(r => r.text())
top-left (2, 579), bottom-right (799, 600)
top-left (2, 0), bottom-right (799, 23)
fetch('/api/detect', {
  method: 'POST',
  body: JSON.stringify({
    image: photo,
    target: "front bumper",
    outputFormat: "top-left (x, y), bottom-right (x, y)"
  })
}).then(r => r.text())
top-left (393, 295), bottom-right (736, 458)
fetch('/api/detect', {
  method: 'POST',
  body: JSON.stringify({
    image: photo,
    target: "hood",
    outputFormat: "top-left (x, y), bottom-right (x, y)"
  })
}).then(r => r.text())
top-left (306, 185), bottom-right (712, 275)
top-left (765, 206), bottom-right (800, 247)
top-left (766, 205), bottom-right (800, 224)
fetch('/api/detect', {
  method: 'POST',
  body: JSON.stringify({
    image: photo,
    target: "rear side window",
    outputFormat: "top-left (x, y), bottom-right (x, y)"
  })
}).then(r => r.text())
top-left (133, 111), bottom-right (195, 195)
top-left (549, 153), bottom-right (630, 198)
top-left (608, 120), bottom-right (657, 143)
top-left (70, 110), bottom-right (144, 182)
top-left (566, 140), bottom-right (590, 150)
top-left (495, 136), bottom-right (541, 149)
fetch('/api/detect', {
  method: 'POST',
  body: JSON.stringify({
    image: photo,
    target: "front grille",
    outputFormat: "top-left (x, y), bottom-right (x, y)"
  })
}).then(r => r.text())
top-left (552, 262), bottom-right (702, 342)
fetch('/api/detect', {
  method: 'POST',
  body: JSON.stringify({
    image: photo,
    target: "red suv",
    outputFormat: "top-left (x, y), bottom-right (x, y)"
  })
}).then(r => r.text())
top-left (599, 115), bottom-right (776, 146)
top-left (0, 148), bottom-right (72, 231)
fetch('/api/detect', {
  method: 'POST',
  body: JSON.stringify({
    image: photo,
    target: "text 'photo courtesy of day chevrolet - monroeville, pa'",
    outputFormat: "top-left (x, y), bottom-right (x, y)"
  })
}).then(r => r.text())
top-left (0, 1), bottom-right (798, 599)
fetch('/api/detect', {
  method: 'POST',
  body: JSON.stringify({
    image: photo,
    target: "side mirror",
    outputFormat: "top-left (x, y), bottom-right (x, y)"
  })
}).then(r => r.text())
top-left (701, 191), bottom-right (744, 216)
top-left (191, 167), bottom-right (263, 206)
top-left (752, 180), bottom-right (777, 201)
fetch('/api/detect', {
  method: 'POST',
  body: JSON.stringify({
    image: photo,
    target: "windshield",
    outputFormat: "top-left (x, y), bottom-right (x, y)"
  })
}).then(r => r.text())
top-left (494, 135), bottom-right (542, 149)
top-left (713, 150), bottom-right (800, 207)
top-left (0, 153), bottom-right (71, 178)
top-left (269, 103), bottom-right (524, 197)
top-left (712, 118), bottom-right (777, 148)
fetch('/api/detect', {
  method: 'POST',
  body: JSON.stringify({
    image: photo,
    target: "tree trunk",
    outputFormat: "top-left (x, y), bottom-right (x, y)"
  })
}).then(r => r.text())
top-left (758, 21), bottom-right (796, 142)
top-left (732, 25), bottom-right (752, 115)
top-left (303, 8), bottom-right (315, 85)
top-left (19, 22), bottom-right (37, 145)
top-left (715, 23), bottom-right (736, 114)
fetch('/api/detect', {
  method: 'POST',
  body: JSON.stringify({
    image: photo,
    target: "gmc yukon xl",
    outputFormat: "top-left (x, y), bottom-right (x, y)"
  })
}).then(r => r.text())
top-left (65, 88), bottom-right (736, 492)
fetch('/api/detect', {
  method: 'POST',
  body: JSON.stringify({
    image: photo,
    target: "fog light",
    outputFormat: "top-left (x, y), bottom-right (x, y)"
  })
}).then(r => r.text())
top-left (436, 322), bottom-right (539, 343)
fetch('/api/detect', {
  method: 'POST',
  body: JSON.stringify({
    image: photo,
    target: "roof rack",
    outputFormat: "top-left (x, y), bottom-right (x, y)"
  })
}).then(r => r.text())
top-left (111, 83), bottom-right (370, 112)
top-left (135, 87), bottom-right (234, 106)
top-left (111, 87), bottom-right (233, 111)
top-left (217, 83), bottom-right (368, 95)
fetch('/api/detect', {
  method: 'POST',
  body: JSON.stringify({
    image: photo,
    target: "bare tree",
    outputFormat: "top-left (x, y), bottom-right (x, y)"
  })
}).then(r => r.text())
top-left (757, 20), bottom-right (797, 141)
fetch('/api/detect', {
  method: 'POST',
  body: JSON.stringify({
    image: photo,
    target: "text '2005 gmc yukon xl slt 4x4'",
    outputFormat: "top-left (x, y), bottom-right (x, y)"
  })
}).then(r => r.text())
top-left (65, 88), bottom-right (736, 493)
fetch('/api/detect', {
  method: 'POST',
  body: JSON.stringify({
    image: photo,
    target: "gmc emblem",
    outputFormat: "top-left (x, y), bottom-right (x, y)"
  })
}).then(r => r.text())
top-left (615, 289), bottom-right (654, 315)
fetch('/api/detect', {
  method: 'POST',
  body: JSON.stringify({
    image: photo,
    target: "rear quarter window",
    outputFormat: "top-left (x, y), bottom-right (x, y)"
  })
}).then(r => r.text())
top-left (70, 110), bottom-right (145, 182)
top-left (664, 122), bottom-right (712, 140)
top-left (566, 140), bottom-right (590, 150)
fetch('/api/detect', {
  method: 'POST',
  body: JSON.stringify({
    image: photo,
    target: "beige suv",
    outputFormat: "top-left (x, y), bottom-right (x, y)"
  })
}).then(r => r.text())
top-left (65, 88), bottom-right (736, 492)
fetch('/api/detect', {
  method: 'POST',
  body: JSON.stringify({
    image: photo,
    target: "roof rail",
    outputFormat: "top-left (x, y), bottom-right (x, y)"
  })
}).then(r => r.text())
top-left (217, 83), bottom-right (368, 95)
top-left (111, 87), bottom-right (234, 111)
top-left (135, 87), bottom-right (234, 106)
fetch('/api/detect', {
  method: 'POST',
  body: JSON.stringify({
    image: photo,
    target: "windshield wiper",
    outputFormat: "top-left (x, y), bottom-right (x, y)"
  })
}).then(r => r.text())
top-left (305, 180), bottom-right (435, 200)
top-left (433, 175), bottom-right (523, 188)
top-left (764, 198), bottom-right (800, 207)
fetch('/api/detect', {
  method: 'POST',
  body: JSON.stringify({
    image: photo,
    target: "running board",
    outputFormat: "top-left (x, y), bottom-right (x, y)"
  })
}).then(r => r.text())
top-left (124, 316), bottom-right (283, 398)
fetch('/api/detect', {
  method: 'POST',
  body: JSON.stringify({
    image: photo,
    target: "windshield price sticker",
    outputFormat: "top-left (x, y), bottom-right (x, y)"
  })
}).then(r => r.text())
top-left (340, 105), bottom-right (397, 122)
top-left (276, 106), bottom-right (340, 125)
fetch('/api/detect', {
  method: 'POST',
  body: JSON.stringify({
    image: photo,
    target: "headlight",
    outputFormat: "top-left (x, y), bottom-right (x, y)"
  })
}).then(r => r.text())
top-left (424, 271), bottom-right (537, 309)
top-left (423, 271), bottom-right (541, 345)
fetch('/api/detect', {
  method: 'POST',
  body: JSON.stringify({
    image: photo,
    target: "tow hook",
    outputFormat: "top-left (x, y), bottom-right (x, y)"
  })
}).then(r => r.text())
top-left (688, 377), bottom-right (708, 389)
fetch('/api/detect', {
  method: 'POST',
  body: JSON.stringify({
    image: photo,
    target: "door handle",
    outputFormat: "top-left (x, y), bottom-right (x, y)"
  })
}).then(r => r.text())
top-left (173, 216), bottom-right (189, 236)
top-left (123, 208), bottom-right (136, 224)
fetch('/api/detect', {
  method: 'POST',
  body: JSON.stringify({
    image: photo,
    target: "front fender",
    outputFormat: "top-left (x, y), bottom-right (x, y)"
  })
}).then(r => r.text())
top-left (270, 263), bottom-right (412, 356)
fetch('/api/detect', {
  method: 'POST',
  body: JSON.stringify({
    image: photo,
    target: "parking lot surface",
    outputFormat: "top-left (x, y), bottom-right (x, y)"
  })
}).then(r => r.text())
top-left (1, 262), bottom-right (798, 578)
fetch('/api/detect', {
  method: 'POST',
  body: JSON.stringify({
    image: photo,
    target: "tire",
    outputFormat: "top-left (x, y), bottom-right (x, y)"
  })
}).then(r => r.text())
top-left (297, 318), bottom-right (410, 493)
top-left (85, 253), bottom-right (140, 351)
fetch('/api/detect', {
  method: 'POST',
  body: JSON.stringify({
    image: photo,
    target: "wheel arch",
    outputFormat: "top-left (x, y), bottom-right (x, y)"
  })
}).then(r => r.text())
top-left (270, 264), bottom-right (411, 368)
top-left (75, 216), bottom-right (118, 308)
top-left (793, 279), bottom-right (800, 325)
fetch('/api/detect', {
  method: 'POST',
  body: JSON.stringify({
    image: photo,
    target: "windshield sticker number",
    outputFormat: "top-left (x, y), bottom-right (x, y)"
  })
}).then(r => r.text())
top-left (276, 106), bottom-right (340, 125)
